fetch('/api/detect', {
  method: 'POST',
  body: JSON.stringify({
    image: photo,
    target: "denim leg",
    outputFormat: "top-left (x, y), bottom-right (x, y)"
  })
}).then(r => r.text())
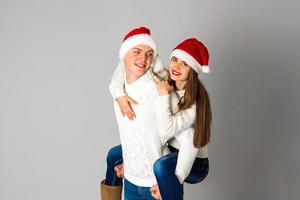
top-left (153, 152), bottom-right (183, 200)
top-left (124, 179), bottom-right (155, 200)
top-left (185, 158), bottom-right (209, 184)
top-left (124, 179), bottom-right (141, 200)
top-left (105, 144), bottom-right (123, 186)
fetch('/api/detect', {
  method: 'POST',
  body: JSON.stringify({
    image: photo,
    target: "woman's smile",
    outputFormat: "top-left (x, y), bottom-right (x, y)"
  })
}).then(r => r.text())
top-left (171, 69), bottom-right (182, 76)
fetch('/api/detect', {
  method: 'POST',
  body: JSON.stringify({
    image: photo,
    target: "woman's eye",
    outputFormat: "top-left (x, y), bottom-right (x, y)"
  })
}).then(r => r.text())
top-left (182, 62), bottom-right (188, 66)
top-left (171, 57), bottom-right (177, 62)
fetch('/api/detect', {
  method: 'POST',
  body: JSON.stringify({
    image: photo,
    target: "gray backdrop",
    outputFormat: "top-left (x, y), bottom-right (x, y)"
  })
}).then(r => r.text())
top-left (1, 0), bottom-right (299, 200)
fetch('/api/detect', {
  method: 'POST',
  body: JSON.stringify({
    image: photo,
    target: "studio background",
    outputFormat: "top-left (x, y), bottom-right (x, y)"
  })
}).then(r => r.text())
top-left (1, 0), bottom-right (299, 200)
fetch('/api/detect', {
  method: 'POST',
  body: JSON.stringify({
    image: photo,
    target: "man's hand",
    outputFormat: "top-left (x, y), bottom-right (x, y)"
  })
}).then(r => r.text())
top-left (114, 164), bottom-right (124, 178)
top-left (150, 184), bottom-right (162, 200)
top-left (116, 95), bottom-right (138, 120)
top-left (153, 76), bottom-right (173, 95)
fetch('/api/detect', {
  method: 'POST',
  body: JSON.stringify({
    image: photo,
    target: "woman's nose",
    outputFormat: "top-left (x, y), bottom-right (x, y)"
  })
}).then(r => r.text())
top-left (171, 62), bottom-right (181, 69)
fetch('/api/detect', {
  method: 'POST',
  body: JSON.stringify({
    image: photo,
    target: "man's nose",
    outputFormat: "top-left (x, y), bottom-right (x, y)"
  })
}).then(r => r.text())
top-left (137, 52), bottom-right (147, 61)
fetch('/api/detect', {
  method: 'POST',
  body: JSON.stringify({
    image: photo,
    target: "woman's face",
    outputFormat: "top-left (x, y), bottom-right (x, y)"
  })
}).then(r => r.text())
top-left (169, 56), bottom-right (191, 82)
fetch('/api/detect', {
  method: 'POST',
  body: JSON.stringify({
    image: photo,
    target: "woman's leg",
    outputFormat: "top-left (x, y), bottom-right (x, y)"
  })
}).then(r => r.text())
top-left (105, 144), bottom-right (124, 186)
top-left (153, 153), bottom-right (209, 199)
top-left (184, 158), bottom-right (209, 184)
top-left (153, 152), bottom-right (183, 200)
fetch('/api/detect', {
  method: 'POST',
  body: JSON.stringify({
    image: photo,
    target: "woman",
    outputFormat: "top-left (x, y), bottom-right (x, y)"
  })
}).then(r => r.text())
top-left (106, 38), bottom-right (212, 200)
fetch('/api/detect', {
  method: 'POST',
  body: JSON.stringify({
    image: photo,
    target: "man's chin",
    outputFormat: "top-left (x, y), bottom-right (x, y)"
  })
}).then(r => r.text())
top-left (136, 68), bottom-right (149, 75)
top-left (136, 71), bottom-right (146, 76)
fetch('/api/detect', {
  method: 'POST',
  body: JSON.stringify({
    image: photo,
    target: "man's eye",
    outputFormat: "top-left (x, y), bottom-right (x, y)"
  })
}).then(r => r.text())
top-left (147, 52), bottom-right (153, 57)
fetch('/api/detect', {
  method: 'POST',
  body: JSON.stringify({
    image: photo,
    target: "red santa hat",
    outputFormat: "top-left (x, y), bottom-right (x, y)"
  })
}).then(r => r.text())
top-left (119, 27), bottom-right (157, 60)
top-left (170, 38), bottom-right (210, 73)
top-left (119, 26), bottom-right (164, 73)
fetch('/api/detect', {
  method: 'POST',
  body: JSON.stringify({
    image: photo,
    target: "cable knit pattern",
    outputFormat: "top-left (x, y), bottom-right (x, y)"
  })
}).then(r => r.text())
top-left (112, 69), bottom-right (167, 186)
top-left (109, 65), bottom-right (208, 185)
top-left (155, 90), bottom-right (208, 183)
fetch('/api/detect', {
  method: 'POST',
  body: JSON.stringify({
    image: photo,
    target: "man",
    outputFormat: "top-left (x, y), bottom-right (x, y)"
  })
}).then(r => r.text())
top-left (101, 27), bottom-right (166, 200)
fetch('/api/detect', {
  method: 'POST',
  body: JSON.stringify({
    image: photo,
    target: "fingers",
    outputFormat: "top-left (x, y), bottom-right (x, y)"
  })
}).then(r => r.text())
top-left (153, 76), bottom-right (168, 86)
top-left (116, 95), bottom-right (137, 120)
top-left (114, 164), bottom-right (123, 171)
top-left (153, 76), bottom-right (163, 85)
top-left (150, 185), bottom-right (158, 193)
top-left (127, 96), bottom-right (138, 105)
top-left (114, 164), bottom-right (124, 178)
top-left (114, 165), bottom-right (119, 172)
top-left (150, 190), bottom-right (161, 200)
top-left (122, 108), bottom-right (136, 120)
top-left (150, 185), bottom-right (162, 200)
top-left (153, 76), bottom-right (161, 83)
top-left (124, 97), bottom-right (137, 119)
top-left (153, 78), bottom-right (173, 95)
top-left (124, 104), bottom-right (136, 120)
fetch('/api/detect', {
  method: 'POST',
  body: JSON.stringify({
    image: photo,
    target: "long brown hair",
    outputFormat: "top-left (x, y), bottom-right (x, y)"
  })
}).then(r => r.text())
top-left (168, 69), bottom-right (212, 148)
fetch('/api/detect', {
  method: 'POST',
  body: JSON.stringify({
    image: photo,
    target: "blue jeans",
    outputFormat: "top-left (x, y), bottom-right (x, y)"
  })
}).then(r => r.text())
top-left (105, 144), bottom-right (209, 200)
top-left (124, 179), bottom-right (155, 200)
top-left (153, 152), bottom-right (209, 200)
top-left (104, 145), bottom-right (123, 186)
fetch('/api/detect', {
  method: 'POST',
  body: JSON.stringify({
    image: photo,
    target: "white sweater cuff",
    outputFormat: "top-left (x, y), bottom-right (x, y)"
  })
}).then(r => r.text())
top-left (112, 90), bottom-right (126, 100)
top-left (175, 171), bottom-right (185, 184)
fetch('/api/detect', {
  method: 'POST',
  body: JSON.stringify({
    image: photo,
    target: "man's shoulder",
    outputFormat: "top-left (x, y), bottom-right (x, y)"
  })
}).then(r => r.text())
top-left (145, 80), bottom-right (159, 95)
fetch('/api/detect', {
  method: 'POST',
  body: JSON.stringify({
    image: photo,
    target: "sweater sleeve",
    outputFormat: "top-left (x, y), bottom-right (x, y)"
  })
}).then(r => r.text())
top-left (155, 94), bottom-right (196, 144)
top-left (109, 62), bottom-right (126, 100)
top-left (174, 128), bottom-right (199, 183)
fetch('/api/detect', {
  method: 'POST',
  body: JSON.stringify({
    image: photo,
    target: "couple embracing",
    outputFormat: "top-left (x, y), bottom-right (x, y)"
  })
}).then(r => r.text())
top-left (101, 26), bottom-right (212, 200)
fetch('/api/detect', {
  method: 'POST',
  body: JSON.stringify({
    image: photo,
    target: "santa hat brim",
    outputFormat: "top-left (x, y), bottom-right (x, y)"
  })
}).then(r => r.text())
top-left (119, 34), bottom-right (157, 60)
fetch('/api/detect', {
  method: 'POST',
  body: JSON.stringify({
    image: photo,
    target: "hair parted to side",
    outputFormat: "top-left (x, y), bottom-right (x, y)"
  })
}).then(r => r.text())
top-left (168, 69), bottom-right (212, 148)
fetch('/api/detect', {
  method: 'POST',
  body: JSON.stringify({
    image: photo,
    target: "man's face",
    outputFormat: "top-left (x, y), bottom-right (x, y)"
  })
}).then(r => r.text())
top-left (123, 44), bottom-right (154, 79)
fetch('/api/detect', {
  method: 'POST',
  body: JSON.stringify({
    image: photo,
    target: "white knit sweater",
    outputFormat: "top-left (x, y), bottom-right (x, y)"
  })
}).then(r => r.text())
top-left (155, 91), bottom-right (208, 183)
top-left (109, 63), bottom-right (208, 185)
top-left (111, 67), bottom-right (167, 186)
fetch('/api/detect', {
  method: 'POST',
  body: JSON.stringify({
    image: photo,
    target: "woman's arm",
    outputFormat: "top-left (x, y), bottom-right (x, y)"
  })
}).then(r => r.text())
top-left (109, 62), bottom-right (168, 99)
top-left (173, 128), bottom-right (199, 183)
top-left (109, 62), bottom-right (137, 120)
top-left (109, 62), bottom-right (126, 99)
top-left (153, 76), bottom-right (196, 143)
top-left (155, 94), bottom-right (196, 143)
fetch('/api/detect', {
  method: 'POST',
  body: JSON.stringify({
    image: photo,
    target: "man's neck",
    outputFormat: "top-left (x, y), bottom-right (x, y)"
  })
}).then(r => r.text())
top-left (126, 73), bottom-right (140, 84)
top-left (125, 69), bottom-right (150, 84)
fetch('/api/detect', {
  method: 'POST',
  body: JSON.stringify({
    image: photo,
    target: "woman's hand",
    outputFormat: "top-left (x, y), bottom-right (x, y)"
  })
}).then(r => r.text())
top-left (153, 76), bottom-right (173, 95)
top-left (150, 184), bottom-right (162, 200)
top-left (115, 95), bottom-right (138, 120)
top-left (114, 164), bottom-right (124, 178)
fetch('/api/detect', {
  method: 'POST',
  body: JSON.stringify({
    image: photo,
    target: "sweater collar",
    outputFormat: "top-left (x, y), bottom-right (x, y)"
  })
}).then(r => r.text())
top-left (176, 90), bottom-right (185, 96)
top-left (125, 69), bottom-right (155, 87)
